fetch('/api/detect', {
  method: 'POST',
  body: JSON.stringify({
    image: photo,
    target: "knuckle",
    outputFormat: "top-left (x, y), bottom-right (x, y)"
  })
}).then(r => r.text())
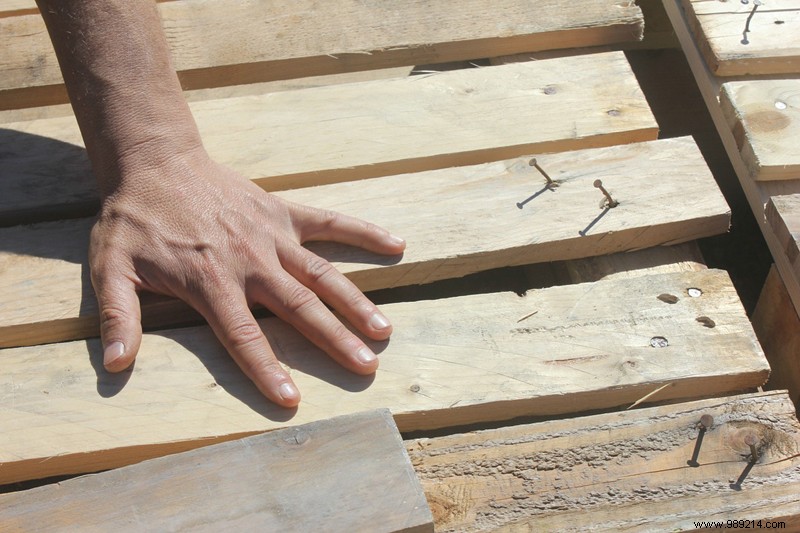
top-left (242, 355), bottom-right (284, 380)
top-left (281, 284), bottom-right (318, 315)
top-left (303, 255), bottom-right (336, 285)
top-left (226, 319), bottom-right (265, 351)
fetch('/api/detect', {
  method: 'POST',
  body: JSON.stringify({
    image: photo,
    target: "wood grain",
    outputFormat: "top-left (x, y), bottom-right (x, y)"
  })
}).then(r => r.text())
top-left (0, 409), bottom-right (433, 533)
top-left (0, 0), bottom-right (643, 109)
top-left (0, 52), bottom-right (658, 225)
top-left (407, 391), bottom-right (800, 532)
top-left (681, 0), bottom-right (800, 76)
top-left (0, 137), bottom-right (730, 348)
top-left (0, 269), bottom-right (769, 484)
top-left (720, 80), bottom-right (800, 181)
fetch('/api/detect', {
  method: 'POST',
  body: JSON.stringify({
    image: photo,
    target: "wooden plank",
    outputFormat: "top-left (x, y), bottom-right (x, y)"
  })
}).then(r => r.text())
top-left (682, 0), bottom-right (800, 76)
top-left (407, 391), bottom-right (800, 532)
top-left (663, 0), bottom-right (800, 324)
top-left (0, 137), bottom-right (730, 349)
top-left (719, 80), bottom-right (800, 181)
top-left (0, 409), bottom-right (433, 533)
top-left (753, 265), bottom-right (800, 414)
top-left (0, 52), bottom-right (657, 225)
top-left (563, 242), bottom-right (707, 283)
top-left (0, 269), bottom-right (769, 484)
top-left (0, 0), bottom-right (643, 110)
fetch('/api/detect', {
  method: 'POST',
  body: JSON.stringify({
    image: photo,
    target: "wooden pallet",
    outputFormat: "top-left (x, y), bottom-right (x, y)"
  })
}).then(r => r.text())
top-left (0, 2), bottom-right (795, 530)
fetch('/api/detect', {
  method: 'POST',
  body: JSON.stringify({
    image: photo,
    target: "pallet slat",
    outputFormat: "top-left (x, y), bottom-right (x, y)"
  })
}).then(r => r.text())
top-left (0, 269), bottom-right (769, 484)
top-left (0, 52), bottom-right (658, 225)
top-left (681, 0), bottom-right (800, 76)
top-left (0, 0), bottom-right (643, 110)
top-left (0, 409), bottom-right (433, 533)
top-left (408, 391), bottom-right (800, 532)
top-left (720, 80), bottom-right (800, 181)
top-left (0, 137), bottom-right (731, 349)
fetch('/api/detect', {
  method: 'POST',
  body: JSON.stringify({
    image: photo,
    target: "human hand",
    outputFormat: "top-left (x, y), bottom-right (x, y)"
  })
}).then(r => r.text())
top-left (90, 147), bottom-right (405, 407)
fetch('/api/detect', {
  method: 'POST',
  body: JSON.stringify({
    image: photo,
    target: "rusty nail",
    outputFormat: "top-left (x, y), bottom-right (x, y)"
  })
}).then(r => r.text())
top-left (529, 158), bottom-right (556, 188)
top-left (744, 433), bottom-right (759, 462)
top-left (699, 414), bottom-right (714, 430)
top-left (594, 179), bottom-right (619, 208)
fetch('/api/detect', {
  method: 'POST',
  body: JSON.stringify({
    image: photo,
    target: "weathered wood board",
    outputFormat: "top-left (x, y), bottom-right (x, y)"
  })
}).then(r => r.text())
top-left (0, 0), bottom-right (643, 110)
top-left (682, 0), bottom-right (800, 76)
top-left (0, 52), bottom-right (658, 225)
top-left (407, 390), bottom-right (800, 532)
top-left (720, 80), bottom-right (800, 181)
top-left (0, 138), bottom-right (731, 348)
top-left (753, 265), bottom-right (800, 413)
top-left (0, 269), bottom-right (769, 484)
top-left (0, 409), bottom-right (433, 533)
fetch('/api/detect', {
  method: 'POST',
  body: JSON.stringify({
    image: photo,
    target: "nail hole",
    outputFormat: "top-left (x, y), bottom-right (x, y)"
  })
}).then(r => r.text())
top-left (687, 288), bottom-right (703, 298)
top-left (696, 316), bottom-right (716, 328)
top-left (607, 109), bottom-right (621, 117)
top-left (775, 20), bottom-right (785, 24)
top-left (658, 293), bottom-right (679, 304)
top-left (542, 85), bottom-right (557, 95)
top-left (650, 336), bottom-right (669, 348)
top-left (775, 100), bottom-right (787, 110)
top-left (410, 384), bottom-right (421, 393)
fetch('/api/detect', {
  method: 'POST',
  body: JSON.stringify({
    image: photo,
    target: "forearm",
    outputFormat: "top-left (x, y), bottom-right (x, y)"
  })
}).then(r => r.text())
top-left (36, 0), bottom-right (202, 197)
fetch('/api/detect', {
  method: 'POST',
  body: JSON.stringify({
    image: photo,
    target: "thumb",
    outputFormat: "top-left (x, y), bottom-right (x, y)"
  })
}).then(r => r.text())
top-left (93, 271), bottom-right (143, 372)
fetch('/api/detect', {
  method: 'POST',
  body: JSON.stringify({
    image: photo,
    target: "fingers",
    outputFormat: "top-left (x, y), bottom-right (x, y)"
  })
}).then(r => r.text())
top-left (251, 268), bottom-right (380, 376)
top-left (92, 269), bottom-right (143, 373)
top-left (188, 282), bottom-right (301, 408)
top-left (294, 205), bottom-right (406, 256)
top-left (281, 245), bottom-right (393, 341)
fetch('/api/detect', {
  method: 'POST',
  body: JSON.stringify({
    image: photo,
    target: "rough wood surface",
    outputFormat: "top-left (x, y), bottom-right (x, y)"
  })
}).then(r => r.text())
top-left (682, 0), bottom-right (800, 76)
top-left (0, 0), bottom-right (643, 110)
top-left (407, 391), bottom-right (800, 532)
top-left (0, 52), bottom-right (657, 225)
top-left (0, 409), bottom-right (433, 533)
top-left (664, 0), bottom-right (800, 321)
top-left (0, 138), bottom-right (730, 349)
top-left (753, 266), bottom-right (800, 414)
top-left (0, 269), bottom-right (769, 484)
top-left (720, 80), bottom-right (800, 181)
top-left (563, 242), bottom-right (707, 283)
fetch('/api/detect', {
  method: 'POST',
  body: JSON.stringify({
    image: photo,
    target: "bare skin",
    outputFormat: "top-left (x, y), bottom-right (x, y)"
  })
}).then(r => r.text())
top-left (36, 0), bottom-right (405, 407)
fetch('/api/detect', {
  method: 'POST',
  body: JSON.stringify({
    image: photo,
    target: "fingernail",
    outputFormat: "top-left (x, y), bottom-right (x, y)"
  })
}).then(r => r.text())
top-left (279, 382), bottom-right (299, 401)
top-left (104, 341), bottom-right (125, 366)
top-left (388, 234), bottom-right (405, 247)
top-left (369, 312), bottom-right (391, 331)
top-left (356, 346), bottom-right (377, 365)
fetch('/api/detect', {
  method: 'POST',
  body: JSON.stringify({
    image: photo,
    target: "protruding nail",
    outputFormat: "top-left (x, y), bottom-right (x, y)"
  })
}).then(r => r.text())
top-left (103, 341), bottom-right (125, 366)
top-left (529, 158), bottom-right (557, 188)
top-left (594, 179), bottom-right (619, 208)
top-left (369, 312), bottom-right (391, 331)
top-left (699, 414), bottom-right (714, 429)
top-left (744, 433), bottom-right (759, 462)
top-left (356, 347), bottom-right (377, 365)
